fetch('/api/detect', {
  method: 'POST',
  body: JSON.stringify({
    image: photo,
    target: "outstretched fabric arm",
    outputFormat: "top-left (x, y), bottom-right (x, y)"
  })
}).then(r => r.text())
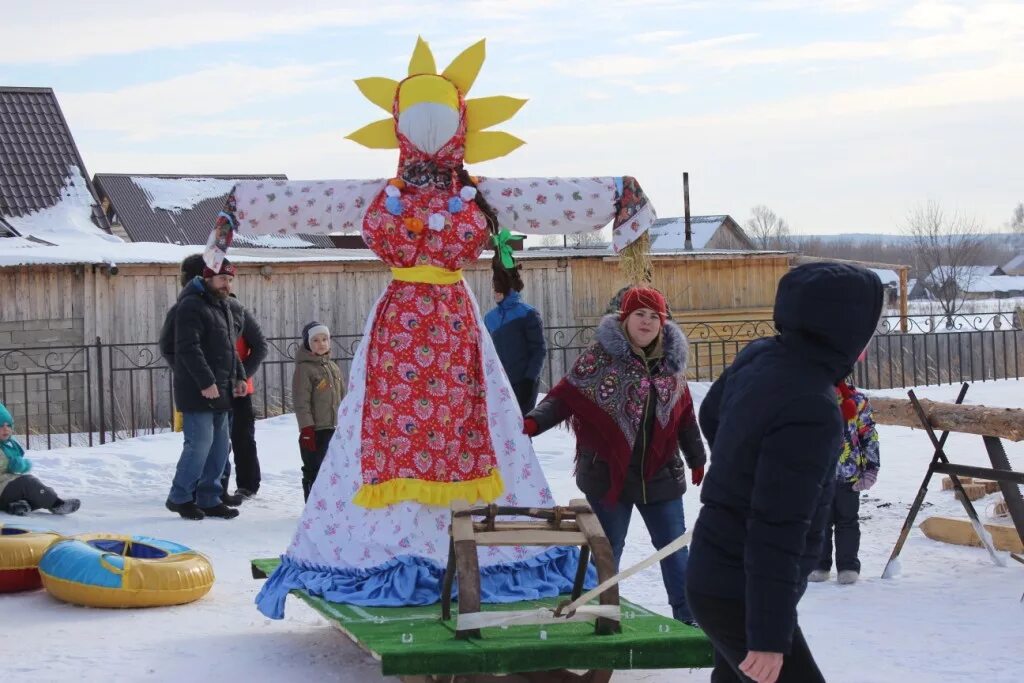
top-left (476, 176), bottom-right (656, 253)
top-left (204, 178), bottom-right (387, 269)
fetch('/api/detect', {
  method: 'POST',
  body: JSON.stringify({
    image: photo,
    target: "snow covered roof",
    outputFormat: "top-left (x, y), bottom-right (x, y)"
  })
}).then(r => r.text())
top-left (0, 239), bottom-right (785, 269)
top-left (648, 215), bottom-right (753, 250)
top-left (3, 165), bottom-right (122, 247)
top-left (1003, 253), bottom-right (1024, 273)
top-left (0, 241), bottom-right (379, 268)
top-left (869, 268), bottom-right (900, 286)
top-left (0, 87), bottom-right (111, 240)
top-left (963, 275), bottom-right (1024, 294)
top-left (93, 174), bottom-right (334, 249)
top-left (926, 265), bottom-right (1003, 284)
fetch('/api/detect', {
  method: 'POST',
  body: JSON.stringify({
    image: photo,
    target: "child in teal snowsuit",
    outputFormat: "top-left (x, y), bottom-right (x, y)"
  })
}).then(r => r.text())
top-left (0, 402), bottom-right (80, 516)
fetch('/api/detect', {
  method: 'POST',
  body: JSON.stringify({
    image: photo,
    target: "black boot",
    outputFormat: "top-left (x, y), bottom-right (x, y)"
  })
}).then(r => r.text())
top-left (166, 499), bottom-right (205, 520)
top-left (221, 492), bottom-right (244, 507)
top-left (5, 500), bottom-right (31, 516)
top-left (200, 503), bottom-right (240, 519)
top-left (50, 499), bottom-right (80, 515)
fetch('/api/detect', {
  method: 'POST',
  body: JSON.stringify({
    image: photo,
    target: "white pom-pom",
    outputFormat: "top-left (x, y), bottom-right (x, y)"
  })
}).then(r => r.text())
top-left (460, 186), bottom-right (478, 201)
top-left (385, 185), bottom-right (401, 198)
top-left (428, 213), bottom-right (446, 231)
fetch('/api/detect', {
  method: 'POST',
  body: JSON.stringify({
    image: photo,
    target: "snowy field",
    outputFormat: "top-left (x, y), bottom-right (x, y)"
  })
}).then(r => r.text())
top-left (2, 380), bottom-right (1022, 682)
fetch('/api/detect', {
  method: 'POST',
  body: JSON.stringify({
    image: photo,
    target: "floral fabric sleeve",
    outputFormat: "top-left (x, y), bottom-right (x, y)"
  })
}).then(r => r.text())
top-left (204, 178), bottom-right (387, 270)
top-left (477, 176), bottom-right (656, 253)
top-left (231, 179), bottom-right (387, 235)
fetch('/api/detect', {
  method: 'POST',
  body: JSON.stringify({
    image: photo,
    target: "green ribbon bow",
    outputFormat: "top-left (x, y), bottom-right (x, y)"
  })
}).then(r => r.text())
top-left (491, 229), bottom-right (525, 269)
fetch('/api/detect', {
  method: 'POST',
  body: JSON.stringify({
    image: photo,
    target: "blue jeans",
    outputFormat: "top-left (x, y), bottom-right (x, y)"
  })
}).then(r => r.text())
top-left (168, 411), bottom-right (230, 508)
top-left (587, 495), bottom-right (692, 623)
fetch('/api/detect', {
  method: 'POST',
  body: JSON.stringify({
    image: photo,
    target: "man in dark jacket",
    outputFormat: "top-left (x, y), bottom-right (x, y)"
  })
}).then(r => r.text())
top-left (165, 258), bottom-right (247, 520)
top-left (686, 263), bottom-right (883, 683)
top-left (484, 266), bottom-right (546, 415)
top-left (159, 256), bottom-right (268, 501)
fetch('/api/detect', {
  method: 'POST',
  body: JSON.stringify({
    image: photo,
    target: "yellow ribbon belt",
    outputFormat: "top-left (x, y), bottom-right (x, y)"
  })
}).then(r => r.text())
top-left (391, 265), bottom-right (464, 285)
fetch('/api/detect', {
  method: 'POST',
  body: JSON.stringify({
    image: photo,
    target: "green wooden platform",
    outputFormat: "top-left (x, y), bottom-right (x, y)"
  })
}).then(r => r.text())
top-left (252, 558), bottom-right (713, 678)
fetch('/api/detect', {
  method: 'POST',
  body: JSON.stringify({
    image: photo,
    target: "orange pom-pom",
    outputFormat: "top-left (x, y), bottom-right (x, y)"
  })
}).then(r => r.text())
top-left (404, 217), bottom-right (424, 233)
top-left (388, 178), bottom-right (406, 190)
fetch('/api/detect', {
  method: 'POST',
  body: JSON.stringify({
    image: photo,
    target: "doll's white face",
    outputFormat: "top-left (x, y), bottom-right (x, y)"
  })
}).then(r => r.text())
top-left (310, 333), bottom-right (331, 357)
top-left (625, 308), bottom-right (662, 349)
top-left (397, 103), bottom-right (459, 155)
top-left (0, 424), bottom-right (12, 440)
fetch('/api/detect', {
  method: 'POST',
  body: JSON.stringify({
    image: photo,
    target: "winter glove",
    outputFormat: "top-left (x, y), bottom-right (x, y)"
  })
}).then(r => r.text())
top-left (522, 417), bottom-right (538, 437)
top-left (5, 452), bottom-right (31, 474)
top-left (691, 466), bottom-right (704, 487)
top-left (852, 469), bottom-right (877, 492)
top-left (299, 426), bottom-right (317, 453)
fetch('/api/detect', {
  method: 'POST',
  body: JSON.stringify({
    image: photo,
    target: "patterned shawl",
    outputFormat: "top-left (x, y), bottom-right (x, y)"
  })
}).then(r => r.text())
top-left (548, 314), bottom-right (690, 503)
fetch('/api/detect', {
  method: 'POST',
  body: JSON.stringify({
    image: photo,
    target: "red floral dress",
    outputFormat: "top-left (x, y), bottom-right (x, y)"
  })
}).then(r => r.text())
top-left (354, 122), bottom-right (501, 507)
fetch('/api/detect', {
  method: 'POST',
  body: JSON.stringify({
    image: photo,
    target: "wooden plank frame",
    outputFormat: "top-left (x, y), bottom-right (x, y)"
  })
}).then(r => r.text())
top-left (442, 499), bottom-right (622, 640)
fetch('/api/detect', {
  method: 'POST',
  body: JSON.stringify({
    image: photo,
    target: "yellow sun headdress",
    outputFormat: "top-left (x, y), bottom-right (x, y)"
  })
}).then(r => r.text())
top-left (345, 37), bottom-right (527, 164)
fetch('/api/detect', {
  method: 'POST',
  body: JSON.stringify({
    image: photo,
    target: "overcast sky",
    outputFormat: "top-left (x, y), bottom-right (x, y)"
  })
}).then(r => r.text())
top-left (2, 0), bottom-right (1022, 235)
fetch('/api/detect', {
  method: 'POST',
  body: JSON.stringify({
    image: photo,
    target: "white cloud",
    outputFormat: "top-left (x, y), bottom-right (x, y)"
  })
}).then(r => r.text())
top-left (750, 0), bottom-right (889, 12)
top-left (630, 30), bottom-right (691, 44)
top-left (0, 1), bottom-right (440, 65)
top-left (897, 1), bottom-right (968, 30)
top-left (59, 63), bottom-right (349, 142)
top-left (554, 53), bottom-right (668, 79)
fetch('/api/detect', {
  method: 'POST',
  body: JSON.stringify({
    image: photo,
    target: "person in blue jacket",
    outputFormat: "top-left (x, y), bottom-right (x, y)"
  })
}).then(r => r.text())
top-left (686, 262), bottom-right (883, 683)
top-left (484, 266), bottom-right (547, 415)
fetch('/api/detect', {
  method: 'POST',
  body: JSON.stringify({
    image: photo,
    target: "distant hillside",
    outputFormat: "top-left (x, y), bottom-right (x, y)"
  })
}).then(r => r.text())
top-left (794, 232), bottom-right (1018, 245)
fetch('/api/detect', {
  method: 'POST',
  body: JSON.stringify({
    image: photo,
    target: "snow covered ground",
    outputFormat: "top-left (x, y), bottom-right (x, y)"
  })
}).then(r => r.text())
top-left (2, 380), bottom-right (1022, 682)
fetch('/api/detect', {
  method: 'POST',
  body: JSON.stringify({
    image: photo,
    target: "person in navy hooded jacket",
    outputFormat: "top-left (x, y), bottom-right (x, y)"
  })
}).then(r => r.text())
top-left (484, 266), bottom-right (547, 415)
top-left (686, 262), bottom-right (883, 683)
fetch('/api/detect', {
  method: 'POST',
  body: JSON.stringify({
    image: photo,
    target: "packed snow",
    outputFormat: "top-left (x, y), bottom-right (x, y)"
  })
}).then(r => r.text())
top-left (130, 177), bottom-right (240, 214)
top-left (3, 165), bottom-right (122, 247)
top-left (1, 380), bottom-right (1022, 682)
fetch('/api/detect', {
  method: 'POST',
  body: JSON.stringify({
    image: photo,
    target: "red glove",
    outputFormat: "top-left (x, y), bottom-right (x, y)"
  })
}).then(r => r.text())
top-left (299, 426), bottom-right (317, 452)
top-left (522, 417), bottom-right (538, 437)
top-left (691, 466), bottom-right (704, 487)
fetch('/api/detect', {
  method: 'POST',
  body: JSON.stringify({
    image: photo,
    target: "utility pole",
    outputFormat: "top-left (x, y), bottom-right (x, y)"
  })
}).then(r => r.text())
top-left (683, 172), bottom-right (693, 250)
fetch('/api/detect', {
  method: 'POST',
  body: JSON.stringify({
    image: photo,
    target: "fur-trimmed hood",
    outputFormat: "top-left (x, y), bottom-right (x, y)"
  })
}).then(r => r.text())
top-left (594, 314), bottom-right (689, 374)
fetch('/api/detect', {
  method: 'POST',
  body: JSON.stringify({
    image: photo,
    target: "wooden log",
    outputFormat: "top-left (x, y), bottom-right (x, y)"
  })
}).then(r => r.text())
top-left (920, 516), bottom-right (1024, 553)
top-left (942, 476), bottom-right (973, 490)
top-left (954, 483), bottom-right (988, 502)
top-left (868, 397), bottom-right (1024, 442)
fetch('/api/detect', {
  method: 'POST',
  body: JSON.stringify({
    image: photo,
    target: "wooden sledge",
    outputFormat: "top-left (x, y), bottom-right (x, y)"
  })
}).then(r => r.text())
top-left (920, 516), bottom-right (1024, 554)
top-left (252, 558), bottom-right (712, 682)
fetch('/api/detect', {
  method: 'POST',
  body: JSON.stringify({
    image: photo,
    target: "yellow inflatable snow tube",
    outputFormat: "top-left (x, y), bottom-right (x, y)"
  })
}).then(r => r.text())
top-left (0, 524), bottom-right (62, 593)
top-left (39, 533), bottom-right (214, 608)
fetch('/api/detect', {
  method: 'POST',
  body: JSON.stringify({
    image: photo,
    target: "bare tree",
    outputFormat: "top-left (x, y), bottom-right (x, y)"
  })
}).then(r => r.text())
top-left (746, 205), bottom-right (793, 250)
top-left (1011, 202), bottom-right (1024, 234)
top-left (534, 230), bottom-right (606, 248)
top-left (903, 201), bottom-right (984, 326)
top-left (565, 229), bottom-right (606, 248)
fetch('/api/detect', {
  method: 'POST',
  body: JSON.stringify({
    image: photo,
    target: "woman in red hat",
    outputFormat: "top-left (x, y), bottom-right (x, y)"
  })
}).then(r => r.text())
top-left (524, 286), bottom-right (706, 625)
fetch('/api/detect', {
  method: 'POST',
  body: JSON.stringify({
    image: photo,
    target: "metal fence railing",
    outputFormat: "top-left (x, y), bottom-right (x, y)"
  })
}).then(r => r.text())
top-left (2, 310), bottom-right (1021, 450)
